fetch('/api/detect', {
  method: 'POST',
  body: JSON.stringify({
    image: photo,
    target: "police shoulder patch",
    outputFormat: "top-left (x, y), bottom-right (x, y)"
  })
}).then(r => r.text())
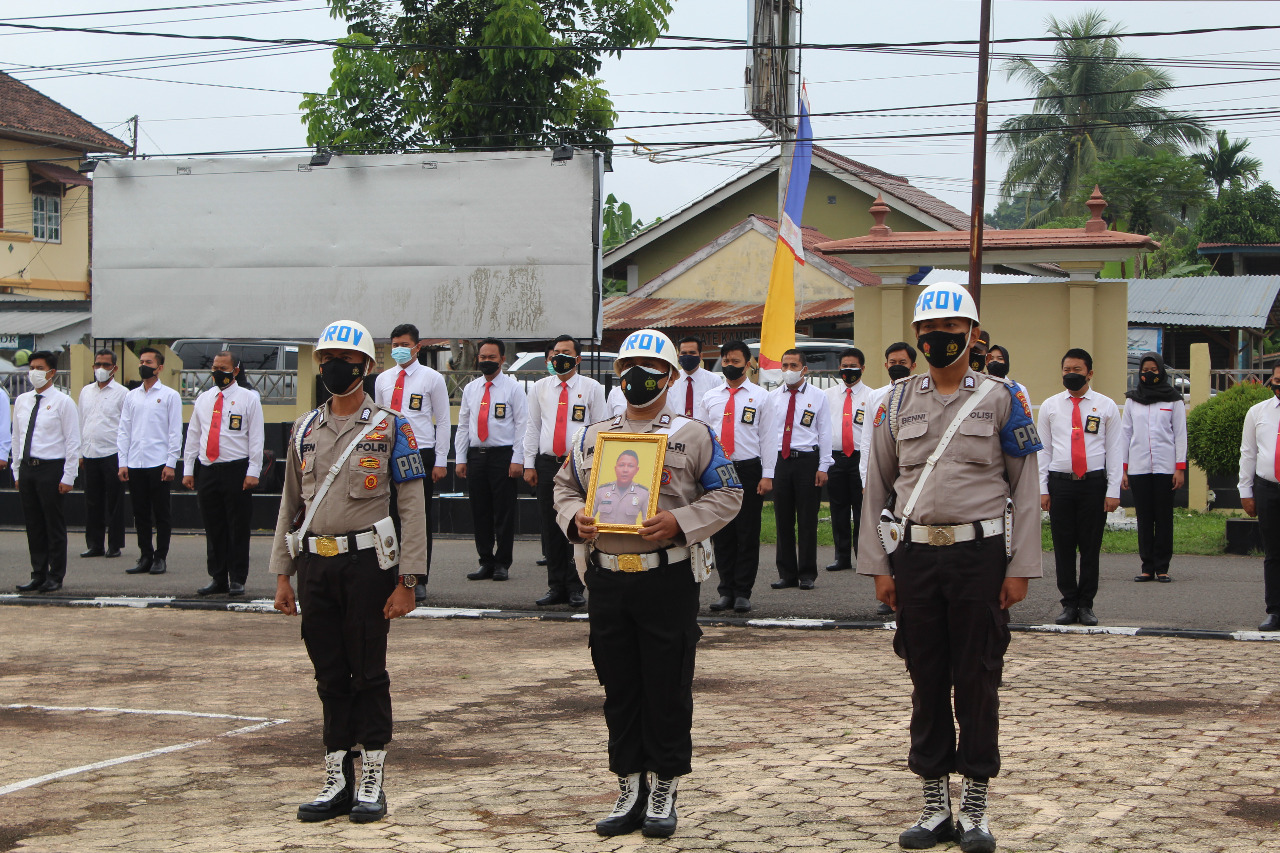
top-left (399, 422), bottom-right (418, 450)
top-left (872, 404), bottom-right (887, 427)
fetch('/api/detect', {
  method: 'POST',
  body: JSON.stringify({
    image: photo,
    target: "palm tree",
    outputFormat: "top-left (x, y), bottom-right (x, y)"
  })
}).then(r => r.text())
top-left (1194, 129), bottom-right (1263, 196)
top-left (997, 11), bottom-right (1207, 223)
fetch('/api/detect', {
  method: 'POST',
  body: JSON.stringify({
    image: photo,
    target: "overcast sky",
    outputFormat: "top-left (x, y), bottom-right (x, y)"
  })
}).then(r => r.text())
top-left (6, 1), bottom-right (1278, 224)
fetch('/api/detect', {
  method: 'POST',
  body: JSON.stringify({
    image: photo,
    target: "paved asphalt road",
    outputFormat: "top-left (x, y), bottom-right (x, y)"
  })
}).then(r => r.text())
top-left (0, 528), bottom-right (1268, 632)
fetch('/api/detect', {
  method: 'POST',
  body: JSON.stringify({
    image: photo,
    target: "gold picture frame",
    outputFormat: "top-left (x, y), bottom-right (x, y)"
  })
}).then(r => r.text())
top-left (585, 432), bottom-right (667, 534)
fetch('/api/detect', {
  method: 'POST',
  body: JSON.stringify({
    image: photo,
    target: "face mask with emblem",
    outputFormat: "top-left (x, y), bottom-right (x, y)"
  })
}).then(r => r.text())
top-left (212, 370), bottom-right (236, 390)
top-left (551, 353), bottom-right (577, 375)
top-left (969, 351), bottom-right (986, 372)
top-left (917, 327), bottom-right (971, 369)
top-left (840, 367), bottom-right (861, 385)
top-left (321, 358), bottom-right (365, 396)
top-left (620, 364), bottom-right (669, 406)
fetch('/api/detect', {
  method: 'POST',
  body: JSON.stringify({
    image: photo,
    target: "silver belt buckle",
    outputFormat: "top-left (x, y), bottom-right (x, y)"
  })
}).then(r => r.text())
top-left (928, 526), bottom-right (955, 547)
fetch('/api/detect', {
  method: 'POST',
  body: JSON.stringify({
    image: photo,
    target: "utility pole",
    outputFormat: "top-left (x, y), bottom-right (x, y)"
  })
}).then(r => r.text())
top-left (129, 115), bottom-right (140, 159)
top-left (967, 0), bottom-right (993, 312)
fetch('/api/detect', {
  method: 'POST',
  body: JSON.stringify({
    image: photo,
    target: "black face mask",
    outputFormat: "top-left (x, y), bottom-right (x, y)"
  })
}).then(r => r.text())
top-left (887, 364), bottom-right (911, 381)
top-left (840, 367), bottom-right (862, 385)
top-left (917, 330), bottom-right (969, 370)
top-left (969, 352), bottom-right (986, 373)
top-left (212, 370), bottom-right (235, 390)
top-left (722, 364), bottom-right (745, 381)
top-left (620, 365), bottom-right (668, 406)
top-left (1140, 372), bottom-right (1160, 386)
top-left (551, 354), bottom-right (577, 375)
top-left (478, 360), bottom-right (501, 376)
top-left (986, 361), bottom-right (1009, 378)
top-left (321, 358), bottom-right (364, 396)
top-left (1269, 381), bottom-right (1280, 398)
top-left (1063, 373), bottom-right (1088, 392)
top-left (678, 354), bottom-right (701, 372)
top-left (138, 365), bottom-right (157, 380)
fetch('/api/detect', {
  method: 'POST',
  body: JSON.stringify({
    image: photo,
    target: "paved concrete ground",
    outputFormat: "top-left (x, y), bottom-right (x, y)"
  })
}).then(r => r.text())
top-left (2, 606), bottom-right (1279, 852)
top-left (0, 529), bottom-right (1269, 631)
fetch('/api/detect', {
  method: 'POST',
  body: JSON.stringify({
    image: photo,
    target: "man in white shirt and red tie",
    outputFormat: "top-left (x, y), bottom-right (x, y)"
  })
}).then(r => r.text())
top-left (13, 351), bottom-right (81, 593)
top-left (375, 323), bottom-right (451, 602)
top-left (859, 342), bottom-right (918, 488)
top-left (760, 348), bottom-right (833, 590)
top-left (697, 340), bottom-right (768, 613)
top-left (78, 348), bottom-right (128, 559)
top-left (455, 338), bottom-right (528, 581)
top-left (182, 351), bottom-right (265, 596)
top-left (1239, 364), bottom-right (1280, 631)
top-left (1037, 348), bottom-right (1123, 626)
top-left (824, 348), bottom-right (874, 576)
top-left (524, 334), bottom-right (608, 608)
top-left (671, 336), bottom-right (723, 418)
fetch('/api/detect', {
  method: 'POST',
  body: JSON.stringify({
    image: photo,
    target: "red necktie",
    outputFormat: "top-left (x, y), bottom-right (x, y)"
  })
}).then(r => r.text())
top-left (206, 391), bottom-right (223, 461)
top-left (684, 377), bottom-right (694, 417)
top-left (553, 381), bottom-right (569, 457)
top-left (478, 381), bottom-right (492, 443)
top-left (842, 388), bottom-right (855, 456)
top-left (781, 388), bottom-right (798, 459)
top-left (1070, 396), bottom-right (1087, 478)
top-left (391, 369), bottom-right (407, 411)
top-left (721, 387), bottom-right (739, 457)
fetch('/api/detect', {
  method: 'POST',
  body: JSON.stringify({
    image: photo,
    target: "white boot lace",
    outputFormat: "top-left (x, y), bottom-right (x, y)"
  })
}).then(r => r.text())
top-left (646, 774), bottom-right (677, 819)
top-left (357, 749), bottom-right (386, 804)
top-left (607, 773), bottom-right (641, 817)
top-left (914, 775), bottom-right (951, 829)
top-left (958, 777), bottom-right (990, 831)
top-left (315, 750), bottom-right (348, 802)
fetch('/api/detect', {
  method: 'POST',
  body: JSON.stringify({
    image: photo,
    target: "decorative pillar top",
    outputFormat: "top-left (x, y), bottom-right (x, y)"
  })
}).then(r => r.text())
top-left (1084, 186), bottom-right (1108, 233)
top-left (869, 194), bottom-right (892, 237)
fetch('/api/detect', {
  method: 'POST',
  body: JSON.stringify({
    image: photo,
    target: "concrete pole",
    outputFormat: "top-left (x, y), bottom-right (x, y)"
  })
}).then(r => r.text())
top-left (1187, 342), bottom-right (1211, 512)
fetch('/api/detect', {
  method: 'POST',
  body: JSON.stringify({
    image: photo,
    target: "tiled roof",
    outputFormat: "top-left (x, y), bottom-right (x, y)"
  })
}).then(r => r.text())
top-left (1125, 276), bottom-right (1280, 329)
top-left (28, 161), bottom-right (91, 188)
top-left (0, 72), bottom-right (129, 153)
top-left (1197, 242), bottom-right (1280, 250)
top-left (813, 147), bottom-right (972, 230)
top-left (604, 296), bottom-right (856, 331)
top-left (816, 227), bottom-right (1157, 254)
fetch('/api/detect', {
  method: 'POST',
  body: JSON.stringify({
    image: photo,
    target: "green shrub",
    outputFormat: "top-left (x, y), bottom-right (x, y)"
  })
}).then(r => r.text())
top-left (1186, 382), bottom-right (1276, 476)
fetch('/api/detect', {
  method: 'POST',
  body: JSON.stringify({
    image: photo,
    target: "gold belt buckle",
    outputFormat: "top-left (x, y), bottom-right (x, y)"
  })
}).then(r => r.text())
top-left (928, 526), bottom-right (955, 547)
top-left (616, 553), bottom-right (645, 573)
top-left (314, 535), bottom-right (340, 557)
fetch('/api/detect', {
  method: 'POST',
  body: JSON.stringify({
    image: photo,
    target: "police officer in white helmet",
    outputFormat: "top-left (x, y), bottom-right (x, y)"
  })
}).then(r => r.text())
top-left (271, 320), bottom-right (429, 824)
top-left (858, 283), bottom-right (1043, 853)
top-left (553, 329), bottom-right (743, 839)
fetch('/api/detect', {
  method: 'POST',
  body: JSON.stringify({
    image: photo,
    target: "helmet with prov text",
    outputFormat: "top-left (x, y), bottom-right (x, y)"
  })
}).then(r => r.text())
top-left (911, 281), bottom-right (980, 326)
top-left (313, 320), bottom-right (376, 363)
top-left (615, 329), bottom-right (680, 372)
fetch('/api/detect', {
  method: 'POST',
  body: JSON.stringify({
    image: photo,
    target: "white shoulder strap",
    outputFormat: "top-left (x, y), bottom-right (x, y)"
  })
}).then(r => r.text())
top-left (295, 407), bottom-right (394, 542)
top-left (900, 380), bottom-right (996, 522)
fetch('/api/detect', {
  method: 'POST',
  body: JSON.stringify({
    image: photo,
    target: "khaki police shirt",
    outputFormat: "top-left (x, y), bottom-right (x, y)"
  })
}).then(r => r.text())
top-left (269, 395), bottom-right (428, 577)
top-left (857, 372), bottom-right (1043, 578)
top-left (553, 411), bottom-right (743, 555)
top-left (593, 481), bottom-right (651, 526)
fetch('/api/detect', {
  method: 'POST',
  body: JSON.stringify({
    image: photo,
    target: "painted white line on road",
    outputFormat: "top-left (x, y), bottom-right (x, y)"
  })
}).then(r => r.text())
top-left (227, 599), bottom-right (279, 613)
top-left (571, 612), bottom-right (589, 620)
top-left (3, 703), bottom-right (281, 722)
top-left (1230, 630), bottom-right (1280, 642)
top-left (746, 618), bottom-right (834, 628)
top-left (407, 606), bottom-right (501, 619)
top-left (67, 596), bottom-right (175, 608)
top-left (1025, 624), bottom-right (1142, 636)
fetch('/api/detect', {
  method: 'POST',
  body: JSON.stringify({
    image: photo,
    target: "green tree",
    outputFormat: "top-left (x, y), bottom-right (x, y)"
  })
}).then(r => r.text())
top-left (1195, 182), bottom-right (1280, 245)
top-left (301, 0), bottom-right (673, 157)
top-left (1078, 151), bottom-right (1211, 234)
top-left (997, 11), bottom-right (1207, 223)
top-left (1142, 226), bottom-right (1210, 278)
top-left (602, 193), bottom-right (659, 296)
top-left (984, 191), bottom-right (1049, 229)
top-left (1193, 129), bottom-right (1263, 197)
top-left (1186, 381), bottom-right (1275, 477)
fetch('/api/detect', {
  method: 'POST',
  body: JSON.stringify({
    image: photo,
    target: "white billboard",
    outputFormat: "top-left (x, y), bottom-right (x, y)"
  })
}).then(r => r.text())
top-left (92, 151), bottom-right (603, 341)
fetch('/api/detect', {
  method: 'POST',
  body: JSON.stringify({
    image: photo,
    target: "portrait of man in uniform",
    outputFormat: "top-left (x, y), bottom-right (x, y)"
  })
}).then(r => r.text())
top-left (586, 433), bottom-right (665, 533)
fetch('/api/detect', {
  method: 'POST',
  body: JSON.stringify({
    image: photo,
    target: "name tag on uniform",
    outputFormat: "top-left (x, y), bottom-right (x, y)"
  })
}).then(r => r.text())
top-left (1085, 415), bottom-right (1100, 434)
top-left (228, 414), bottom-right (243, 431)
top-left (494, 402), bottom-right (507, 419)
top-left (800, 409), bottom-right (815, 428)
top-left (572, 404), bottom-right (586, 422)
top-left (741, 406), bottom-right (756, 424)
top-left (854, 407), bottom-right (865, 425)
top-left (409, 394), bottom-right (423, 411)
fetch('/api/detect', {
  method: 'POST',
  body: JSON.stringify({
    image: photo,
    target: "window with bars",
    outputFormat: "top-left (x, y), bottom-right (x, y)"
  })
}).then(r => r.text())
top-left (33, 193), bottom-right (61, 243)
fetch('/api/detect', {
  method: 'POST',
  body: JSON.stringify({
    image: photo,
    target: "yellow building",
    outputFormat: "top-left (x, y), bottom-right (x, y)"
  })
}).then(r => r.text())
top-left (0, 72), bottom-right (129, 300)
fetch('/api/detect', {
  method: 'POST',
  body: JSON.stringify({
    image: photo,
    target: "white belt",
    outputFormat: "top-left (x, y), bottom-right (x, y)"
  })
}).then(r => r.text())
top-left (593, 546), bottom-right (690, 572)
top-left (304, 531), bottom-right (378, 557)
top-left (908, 517), bottom-right (1004, 547)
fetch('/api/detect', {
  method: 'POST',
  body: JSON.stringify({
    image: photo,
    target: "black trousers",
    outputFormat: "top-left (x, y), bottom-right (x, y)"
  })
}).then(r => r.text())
top-left (1256, 478), bottom-right (1280, 615)
top-left (712, 457), bottom-right (763, 599)
top-left (891, 536), bottom-right (1010, 779)
top-left (391, 448), bottom-right (435, 572)
top-left (586, 559), bottom-right (701, 779)
top-left (83, 454), bottom-right (126, 552)
top-left (1048, 473), bottom-right (1107, 609)
top-left (772, 450), bottom-right (821, 583)
top-left (467, 446), bottom-right (517, 570)
top-left (195, 459), bottom-right (252, 584)
top-left (828, 450), bottom-right (863, 568)
top-left (1129, 472), bottom-right (1174, 577)
top-left (127, 465), bottom-right (172, 559)
top-left (537, 453), bottom-right (581, 594)
top-left (19, 461), bottom-right (67, 583)
top-left (297, 549), bottom-right (395, 751)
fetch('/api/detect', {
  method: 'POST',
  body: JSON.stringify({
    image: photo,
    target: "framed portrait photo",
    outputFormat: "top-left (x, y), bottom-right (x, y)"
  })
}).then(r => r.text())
top-left (586, 432), bottom-right (666, 534)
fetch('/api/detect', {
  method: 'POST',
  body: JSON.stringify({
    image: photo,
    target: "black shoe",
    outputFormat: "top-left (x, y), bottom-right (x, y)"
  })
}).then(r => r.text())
top-left (467, 565), bottom-right (495, 581)
top-left (536, 557), bottom-right (548, 566)
top-left (734, 597), bottom-right (752, 613)
top-left (536, 588), bottom-right (569, 606)
top-left (568, 590), bottom-right (587, 609)
top-left (227, 582), bottom-right (245, 597)
top-left (1054, 607), bottom-right (1078, 625)
top-left (105, 548), bottom-right (122, 559)
top-left (641, 776), bottom-right (678, 838)
top-left (708, 595), bottom-right (733, 612)
top-left (348, 749), bottom-right (387, 823)
top-left (491, 566), bottom-right (509, 581)
top-left (595, 773), bottom-right (648, 837)
top-left (1077, 607), bottom-right (1099, 627)
top-left (771, 579), bottom-right (798, 590)
top-left (1260, 614), bottom-right (1280, 632)
top-left (826, 561), bottom-right (852, 572)
top-left (877, 602), bottom-right (894, 616)
top-left (1134, 573), bottom-right (1153, 582)
top-left (126, 558), bottom-right (153, 575)
top-left (297, 750), bottom-right (356, 822)
top-left (38, 579), bottom-right (62, 593)
top-left (16, 578), bottom-right (44, 593)
top-left (80, 548), bottom-right (105, 558)
top-left (414, 583), bottom-right (427, 603)
top-left (149, 558), bottom-right (167, 575)
top-left (798, 580), bottom-right (816, 590)
top-left (197, 579), bottom-right (230, 596)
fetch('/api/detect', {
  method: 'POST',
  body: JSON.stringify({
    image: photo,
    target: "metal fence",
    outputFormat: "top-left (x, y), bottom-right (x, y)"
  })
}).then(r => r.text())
top-left (0, 370), bottom-right (71, 399)
top-left (180, 369), bottom-right (297, 404)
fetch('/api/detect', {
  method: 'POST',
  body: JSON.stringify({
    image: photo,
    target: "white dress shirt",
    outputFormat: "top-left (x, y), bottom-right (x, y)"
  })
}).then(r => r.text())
top-left (182, 383), bottom-right (266, 477)
top-left (1037, 388), bottom-right (1124, 498)
top-left (671, 368), bottom-right (724, 418)
top-left (825, 380), bottom-right (876, 459)
top-left (117, 380), bottom-right (184, 469)
top-left (697, 379), bottom-right (768, 462)
top-left (373, 360), bottom-right (451, 453)
top-left (607, 386), bottom-right (627, 417)
top-left (12, 385), bottom-right (80, 485)
top-left (1238, 395), bottom-right (1280, 499)
top-left (454, 371), bottom-right (528, 457)
top-left (1121, 397), bottom-right (1187, 475)
top-left (78, 380), bottom-right (128, 460)
top-left (761, 381), bottom-right (834, 477)
top-left (859, 383), bottom-right (892, 485)
top-left (523, 372), bottom-right (608, 466)
top-left (0, 386), bottom-right (10, 463)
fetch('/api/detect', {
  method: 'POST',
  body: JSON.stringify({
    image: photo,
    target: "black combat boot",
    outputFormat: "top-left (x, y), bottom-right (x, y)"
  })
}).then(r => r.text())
top-left (296, 749), bottom-right (355, 822)
top-left (348, 748), bottom-right (388, 823)
top-left (899, 775), bottom-right (954, 849)
top-left (956, 776), bottom-right (996, 853)
top-left (594, 772), bottom-right (648, 836)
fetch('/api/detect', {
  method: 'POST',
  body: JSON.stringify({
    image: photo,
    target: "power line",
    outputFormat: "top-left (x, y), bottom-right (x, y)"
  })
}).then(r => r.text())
top-left (0, 1), bottom-right (309, 22)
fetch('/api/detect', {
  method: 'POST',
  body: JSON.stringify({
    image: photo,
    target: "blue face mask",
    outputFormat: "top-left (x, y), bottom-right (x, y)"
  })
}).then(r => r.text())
top-left (545, 360), bottom-right (555, 375)
top-left (391, 346), bottom-right (413, 365)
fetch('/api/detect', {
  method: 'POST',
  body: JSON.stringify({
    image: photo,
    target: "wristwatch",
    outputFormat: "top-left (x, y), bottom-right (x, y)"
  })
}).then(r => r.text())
top-left (398, 574), bottom-right (417, 589)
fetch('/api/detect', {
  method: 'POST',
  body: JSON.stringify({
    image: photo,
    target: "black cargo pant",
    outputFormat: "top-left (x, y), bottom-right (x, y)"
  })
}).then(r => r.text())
top-left (772, 449), bottom-right (821, 583)
top-left (1256, 478), bottom-right (1280, 615)
top-left (587, 558), bottom-right (701, 779)
top-left (891, 536), bottom-right (1010, 780)
top-left (128, 465), bottom-right (172, 560)
top-left (467, 446), bottom-right (517, 570)
top-left (297, 549), bottom-right (395, 751)
top-left (195, 459), bottom-right (252, 584)
top-left (1129, 472), bottom-right (1174, 577)
top-left (19, 460), bottom-right (68, 583)
top-left (827, 450), bottom-right (862, 568)
top-left (712, 457), bottom-right (763, 599)
top-left (83, 453), bottom-right (126, 553)
top-left (1048, 471), bottom-right (1107, 608)
top-left (537, 453), bottom-right (582, 594)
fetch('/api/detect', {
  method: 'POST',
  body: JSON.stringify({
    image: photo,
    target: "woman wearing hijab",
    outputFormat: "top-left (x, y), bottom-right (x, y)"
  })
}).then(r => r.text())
top-left (985, 345), bottom-right (1031, 403)
top-left (1121, 353), bottom-right (1187, 582)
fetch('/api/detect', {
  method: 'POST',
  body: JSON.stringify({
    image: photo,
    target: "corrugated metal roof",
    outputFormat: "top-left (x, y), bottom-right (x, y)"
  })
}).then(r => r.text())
top-left (604, 297), bottom-right (855, 330)
top-left (1124, 276), bottom-right (1280, 328)
top-left (0, 311), bottom-right (92, 335)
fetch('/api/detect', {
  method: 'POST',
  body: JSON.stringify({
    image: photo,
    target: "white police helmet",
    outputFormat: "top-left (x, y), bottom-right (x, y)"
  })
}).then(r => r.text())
top-left (313, 320), bottom-right (376, 363)
top-left (615, 329), bottom-right (680, 372)
top-left (911, 281), bottom-right (980, 327)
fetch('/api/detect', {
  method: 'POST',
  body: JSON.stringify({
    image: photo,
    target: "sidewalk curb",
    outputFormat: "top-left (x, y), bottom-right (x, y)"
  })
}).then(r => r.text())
top-left (2, 594), bottom-right (1277, 642)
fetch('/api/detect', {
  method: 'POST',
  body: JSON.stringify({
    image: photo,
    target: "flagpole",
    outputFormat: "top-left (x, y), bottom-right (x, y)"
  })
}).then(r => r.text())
top-left (968, 0), bottom-right (993, 313)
